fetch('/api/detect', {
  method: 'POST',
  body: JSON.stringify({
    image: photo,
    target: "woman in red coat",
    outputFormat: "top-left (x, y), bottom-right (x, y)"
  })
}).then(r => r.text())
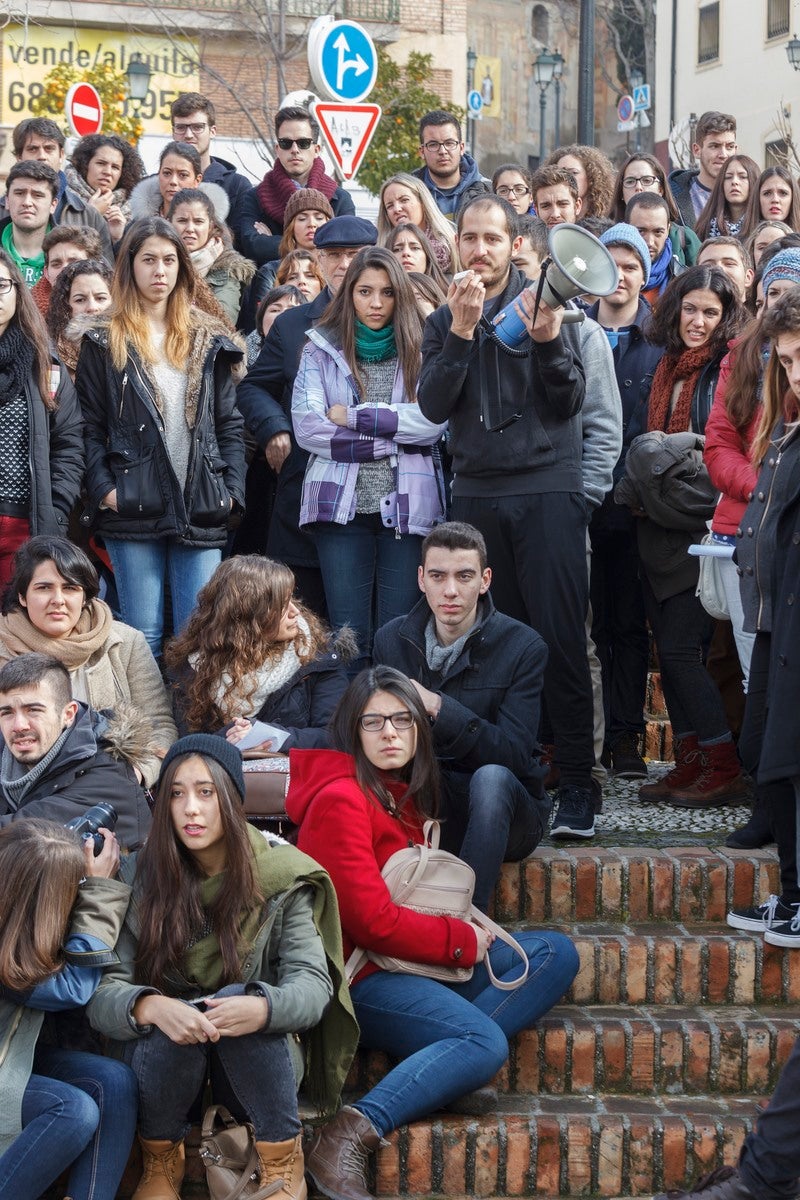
top-left (286, 665), bottom-right (578, 1200)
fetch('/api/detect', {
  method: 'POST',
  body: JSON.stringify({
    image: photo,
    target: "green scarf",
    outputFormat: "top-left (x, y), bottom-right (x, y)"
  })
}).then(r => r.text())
top-left (354, 319), bottom-right (396, 362)
top-left (181, 824), bottom-right (359, 1117)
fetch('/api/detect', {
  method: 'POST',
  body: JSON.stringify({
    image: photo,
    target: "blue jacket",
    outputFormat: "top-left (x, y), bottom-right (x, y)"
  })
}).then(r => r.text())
top-left (412, 154), bottom-right (491, 218)
top-left (372, 593), bottom-right (550, 827)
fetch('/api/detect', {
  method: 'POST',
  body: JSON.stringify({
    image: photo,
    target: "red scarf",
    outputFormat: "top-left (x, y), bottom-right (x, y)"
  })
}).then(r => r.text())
top-left (647, 343), bottom-right (716, 434)
top-left (256, 159), bottom-right (338, 225)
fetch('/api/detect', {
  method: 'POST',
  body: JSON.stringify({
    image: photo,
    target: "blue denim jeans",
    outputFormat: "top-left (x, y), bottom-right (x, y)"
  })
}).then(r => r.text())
top-left (105, 537), bottom-right (222, 656)
top-left (125, 986), bottom-right (301, 1142)
top-left (312, 513), bottom-right (422, 662)
top-left (0, 1047), bottom-right (137, 1200)
top-left (350, 930), bottom-right (579, 1136)
top-left (441, 766), bottom-right (545, 913)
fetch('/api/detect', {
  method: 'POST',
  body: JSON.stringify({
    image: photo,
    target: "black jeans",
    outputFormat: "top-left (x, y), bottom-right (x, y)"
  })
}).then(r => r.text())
top-left (641, 577), bottom-right (729, 742)
top-left (125, 985), bottom-right (301, 1142)
top-left (740, 1020), bottom-right (800, 1198)
top-left (739, 632), bottom-right (798, 904)
top-left (590, 525), bottom-right (649, 741)
top-left (453, 492), bottom-right (594, 788)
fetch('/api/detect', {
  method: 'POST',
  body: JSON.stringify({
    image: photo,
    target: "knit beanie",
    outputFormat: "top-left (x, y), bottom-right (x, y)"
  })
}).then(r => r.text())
top-left (283, 188), bottom-right (334, 225)
top-left (158, 733), bottom-right (246, 803)
top-left (761, 248), bottom-right (800, 298)
top-left (600, 222), bottom-right (651, 288)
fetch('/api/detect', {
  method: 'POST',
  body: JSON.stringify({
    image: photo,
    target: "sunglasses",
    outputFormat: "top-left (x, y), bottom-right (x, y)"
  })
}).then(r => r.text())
top-left (277, 137), bottom-right (314, 151)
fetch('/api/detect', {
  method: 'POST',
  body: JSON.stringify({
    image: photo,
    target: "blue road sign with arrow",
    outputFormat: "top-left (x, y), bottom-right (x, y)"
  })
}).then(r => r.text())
top-left (316, 20), bottom-right (378, 103)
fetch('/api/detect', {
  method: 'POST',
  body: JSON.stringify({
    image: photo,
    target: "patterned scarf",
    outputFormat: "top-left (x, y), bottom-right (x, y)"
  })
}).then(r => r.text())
top-left (256, 159), bottom-right (338, 225)
top-left (0, 324), bottom-right (33, 408)
top-left (647, 342), bottom-right (716, 434)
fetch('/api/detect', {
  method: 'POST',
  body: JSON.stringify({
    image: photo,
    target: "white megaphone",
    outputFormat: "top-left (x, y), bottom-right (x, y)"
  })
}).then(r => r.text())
top-left (489, 223), bottom-right (620, 348)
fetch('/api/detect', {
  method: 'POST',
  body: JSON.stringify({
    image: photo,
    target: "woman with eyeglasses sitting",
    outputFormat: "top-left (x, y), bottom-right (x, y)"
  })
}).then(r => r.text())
top-left (491, 163), bottom-right (536, 216)
top-left (286, 665), bottom-right (579, 1200)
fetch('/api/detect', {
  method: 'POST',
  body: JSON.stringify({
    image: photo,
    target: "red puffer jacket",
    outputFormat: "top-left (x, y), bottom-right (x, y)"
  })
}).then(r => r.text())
top-left (703, 348), bottom-right (760, 535)
top-left (286, 748), bottom-right (478, 983)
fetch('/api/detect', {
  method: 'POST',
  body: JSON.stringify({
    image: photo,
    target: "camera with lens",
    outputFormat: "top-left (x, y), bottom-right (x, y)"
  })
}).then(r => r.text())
top-left (65, 803), bottom-right (118, 856)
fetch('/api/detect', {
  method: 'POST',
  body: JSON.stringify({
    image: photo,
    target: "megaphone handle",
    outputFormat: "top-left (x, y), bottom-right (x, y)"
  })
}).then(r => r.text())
top-left (529, 258), bottom-right (552, 329)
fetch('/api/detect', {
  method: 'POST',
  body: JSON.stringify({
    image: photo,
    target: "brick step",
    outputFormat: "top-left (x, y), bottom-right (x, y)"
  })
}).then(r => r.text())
top-left (346, 1005), bottom-right (800, 1098)
top-left (493, 846), bottom-right (779, 927)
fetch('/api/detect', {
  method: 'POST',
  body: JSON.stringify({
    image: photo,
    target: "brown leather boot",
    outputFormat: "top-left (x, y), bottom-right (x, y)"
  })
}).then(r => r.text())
top-left (132, 1137), bottom-right (185, 1200)
top-left (305, 1106), bottom-right (388, 1200)
top-left (255, 1134), bottom-right (307, 1200)
top-left (638, 734), bottom-right (701, 800)
top-left (669, 739), bottom-right (750, 807)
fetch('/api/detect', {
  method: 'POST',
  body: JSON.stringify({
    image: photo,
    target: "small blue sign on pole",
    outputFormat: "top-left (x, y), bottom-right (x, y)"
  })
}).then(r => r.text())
top-left (315, 20), bottom-right (378, 103)
top-left (467, 90), bottom-right (483, 118)
top-left (632, 84), bottom-right (651, 112)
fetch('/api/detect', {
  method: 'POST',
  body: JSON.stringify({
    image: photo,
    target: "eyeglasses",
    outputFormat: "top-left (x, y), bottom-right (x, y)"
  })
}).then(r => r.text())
top-left (277, 137), bottom-right (314, 151)
top-left (173, 122), bottom-right (208, 136)
top-left (623, 174), bottom-right (658, 189)
top-left (496, 185), bottom-right (531, 198)
top-left (0, 279), bottom-right (18, 296)
top-left (359, 711), bottom-right (415, 732)
top-left (422, 139), bottom-right (460, 153)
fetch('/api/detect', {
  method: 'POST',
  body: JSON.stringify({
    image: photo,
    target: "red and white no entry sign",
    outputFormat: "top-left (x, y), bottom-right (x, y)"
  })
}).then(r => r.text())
top-left (65, 82), bottom-right (103, 137)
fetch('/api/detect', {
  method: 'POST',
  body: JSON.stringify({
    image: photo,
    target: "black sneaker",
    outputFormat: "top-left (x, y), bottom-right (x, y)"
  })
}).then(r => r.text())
top-left (550, 785), bottom-right (595, 839)
top-left (765, 913), bottom-right (800, 948)
top-left (610, 733), bottom-right (648, 779)
top-left (727, 894), bottom-right (799, 931)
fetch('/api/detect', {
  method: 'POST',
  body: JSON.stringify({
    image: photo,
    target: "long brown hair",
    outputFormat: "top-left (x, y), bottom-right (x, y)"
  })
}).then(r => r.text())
top-left (723, 312), bottom-right (769, 432)
top-left (385, 223), bottom-right (449, 292)
top-left (0, 248), bottom-right (55, 406)
top-left (108, 217), bottom-right (195, 370)
top-left (134, 752), bottom-right (263, 991)
top-left (751, 288), bottom-right (800, 464)
top-left (164, 556), bottom-right (329, 729)
top-left (329, 666), bottom-right (440, 820)
top-left (0, 820), bottom-right (84, 991)
top-left (317, 246), bottom-right (424, 401)
top-left (695, 154), bottom-right (760, 242)
top-left (744, 167), bottom-right (800, 236)
top-left (607, 153), bottom-right (680, 224)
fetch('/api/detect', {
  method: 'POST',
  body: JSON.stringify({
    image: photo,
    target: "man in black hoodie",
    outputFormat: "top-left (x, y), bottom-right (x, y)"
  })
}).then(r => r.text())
top-left (419, 193), bottom-right (596, 839)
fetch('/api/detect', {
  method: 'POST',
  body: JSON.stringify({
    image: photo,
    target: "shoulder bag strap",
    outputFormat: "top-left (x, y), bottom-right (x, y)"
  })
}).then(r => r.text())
top-left (470, 908), bottom-right (530, 991)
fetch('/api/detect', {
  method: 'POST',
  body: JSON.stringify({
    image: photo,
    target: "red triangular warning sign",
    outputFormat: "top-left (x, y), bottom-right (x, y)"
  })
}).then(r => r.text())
top-left (313, 102), bottom-right (381, 181)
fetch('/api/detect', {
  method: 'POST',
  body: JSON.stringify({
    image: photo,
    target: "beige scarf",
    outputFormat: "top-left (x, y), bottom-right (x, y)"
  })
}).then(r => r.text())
top-left (0, 599), bottom-right (115, 670)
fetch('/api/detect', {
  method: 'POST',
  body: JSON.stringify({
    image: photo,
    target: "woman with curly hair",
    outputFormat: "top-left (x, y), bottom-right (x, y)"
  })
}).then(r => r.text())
top-left (385, 223), bottom-right (449, 290)
top-left (616, 265), bottom-right (748, 808)
top-left (166, 555), bottom-right (352, 743)
top-left (47, 259), bottom-right (112, 377)
top-left (744, 167), bottom-right (800, 234)
top-left (544, 143), bottom-right (615, 220)
top-left (695, 154), bottom-right (760, 241)
top-left (66, 133), bottom-right (145, 243)
top-left (376, 173), bottom-right (458, 273)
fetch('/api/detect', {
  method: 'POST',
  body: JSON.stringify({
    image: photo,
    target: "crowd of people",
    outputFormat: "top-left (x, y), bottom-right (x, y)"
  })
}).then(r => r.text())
top-left (1, 94), bottom-right (800, 1200)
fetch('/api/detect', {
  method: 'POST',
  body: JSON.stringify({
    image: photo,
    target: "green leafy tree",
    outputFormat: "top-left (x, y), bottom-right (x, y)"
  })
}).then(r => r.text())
top-left (29, 63), bottom-right (143, 144)
top-left (358, 49), bottom-right (465, 198)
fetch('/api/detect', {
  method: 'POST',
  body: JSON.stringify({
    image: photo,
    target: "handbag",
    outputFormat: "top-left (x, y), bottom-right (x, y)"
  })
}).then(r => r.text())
top-left (199, 1105), bottom-right (280, 1200)
top-left (695, 532), bottom-right (730, 620)
top-left (345, 820), bottom-right (529, 991)
top-left (241, 753), bottom-right (290, 818)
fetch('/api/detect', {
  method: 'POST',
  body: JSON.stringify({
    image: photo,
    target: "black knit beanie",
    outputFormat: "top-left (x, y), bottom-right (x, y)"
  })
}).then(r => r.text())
top-left (158, 734), bottom-right (246, 803)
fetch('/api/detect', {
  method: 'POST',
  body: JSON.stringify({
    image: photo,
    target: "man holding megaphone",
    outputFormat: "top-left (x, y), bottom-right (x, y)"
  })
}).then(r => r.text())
top-left (419, 194), bottom-right (619, 840)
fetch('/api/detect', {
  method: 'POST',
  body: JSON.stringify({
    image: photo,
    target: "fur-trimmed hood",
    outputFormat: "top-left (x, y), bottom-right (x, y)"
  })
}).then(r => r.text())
top-left (93, 701), bottom-right (155, 770)
top-left (128, 175), bottom-right (231, 223)
top-left (209, 246), bottom-right (256, 285)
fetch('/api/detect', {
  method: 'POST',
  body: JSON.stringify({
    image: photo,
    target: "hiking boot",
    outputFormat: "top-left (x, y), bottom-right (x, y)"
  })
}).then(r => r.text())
top-left (654, 1165), bottom-right (756, 1200)
top-left (727, 894), bottom-right (800, 931)
top-left (256, 1134), bottom-right (307, 1200)
top-left (132, 1138), bottom-right (185, 1200)
top-left (305, 1106), bottom-right (388, 1200)
top-left (550, 785), bottom-right (595, 839)
top-left (638, 734), bottom-right (701, 801)
top-left (669, 739), bottom-right (749, 807)
top-left (610, 733), bottom-right (648, 779)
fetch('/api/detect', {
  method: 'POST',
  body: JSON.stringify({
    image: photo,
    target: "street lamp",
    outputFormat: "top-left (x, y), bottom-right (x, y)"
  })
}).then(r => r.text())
top-left (466, 46), bottom-right (478, 157)
top-left (125, 54), bottom-right (152, 111)
top-left (552, 49), bottom-right (565, 150)
top-left (787, 34), bottom-right (800, 70)
top-left (534, 48), bottom-right (558, 164)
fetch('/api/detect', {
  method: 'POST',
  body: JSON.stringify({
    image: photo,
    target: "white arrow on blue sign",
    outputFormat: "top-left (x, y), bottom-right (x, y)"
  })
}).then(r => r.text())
top-left (632, 84), bottom-right (651, 111)
top-left (314, 20), bottom-right (378, 103)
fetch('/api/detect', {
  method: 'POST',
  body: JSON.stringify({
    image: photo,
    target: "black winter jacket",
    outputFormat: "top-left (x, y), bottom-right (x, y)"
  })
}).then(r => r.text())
top-left (418, 265), bottom-right (585, 496)
top-left (238, 182), bottom-right (355, 266)
top-left (0, 704), bottom-right (152, 849)
top-left (23, 358), bottom-right (84, 537)
top-left (76, 317), bottom-right (246, 548)
top-left (202, 156), bottom-right (254, 254)
top-left (759, 480), bottom-right (800, 782)
top-left (373, 594), bottom-right (550, 829)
